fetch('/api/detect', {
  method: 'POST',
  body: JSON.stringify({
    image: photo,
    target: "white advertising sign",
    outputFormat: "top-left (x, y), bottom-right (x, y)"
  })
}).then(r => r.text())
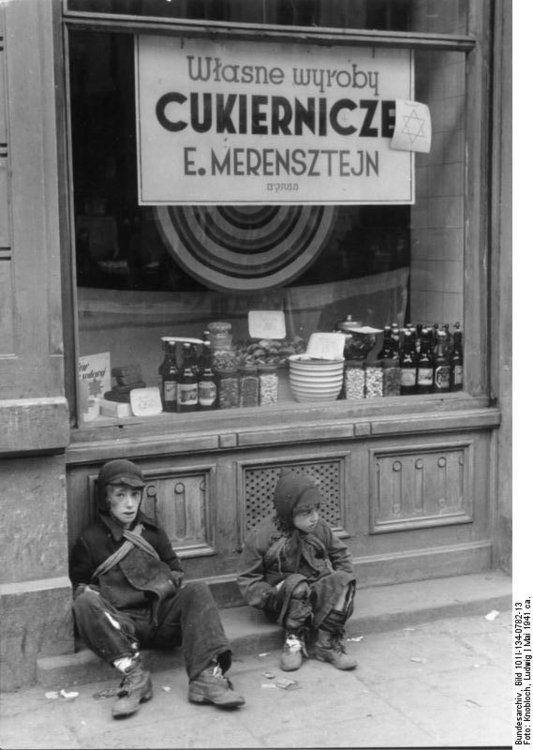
top-left (136, 36), bottom-right (414, 205)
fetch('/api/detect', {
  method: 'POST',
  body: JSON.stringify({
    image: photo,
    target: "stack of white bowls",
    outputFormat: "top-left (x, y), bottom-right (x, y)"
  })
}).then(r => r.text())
top-left (289, 355), bottom-right (345, 402)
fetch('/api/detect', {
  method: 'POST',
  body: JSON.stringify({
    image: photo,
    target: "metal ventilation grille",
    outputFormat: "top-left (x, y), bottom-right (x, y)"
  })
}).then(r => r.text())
top-left (244, 462), bottom-right (342, 532)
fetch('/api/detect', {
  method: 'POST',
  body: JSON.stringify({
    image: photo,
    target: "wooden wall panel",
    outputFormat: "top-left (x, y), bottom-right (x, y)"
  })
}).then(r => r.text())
top-left (369, 441), bottom-right (473, 533)
top-left (144, 468), bottom-right (215, 557)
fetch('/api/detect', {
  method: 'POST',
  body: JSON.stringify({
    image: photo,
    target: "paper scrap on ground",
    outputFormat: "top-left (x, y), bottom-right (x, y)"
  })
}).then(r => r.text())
top-left (347, 636), bottom-right (364, 642)
top-left (275, 677), bottom-right (300, 690)
top-left (410, 657), bottom-right (427, 664)
top-left (60, 689), bottom-right (79, 701)
top-left (45, 691), bottom-right (59, 700)
top-left (485, 610), bottom-right (500, 621)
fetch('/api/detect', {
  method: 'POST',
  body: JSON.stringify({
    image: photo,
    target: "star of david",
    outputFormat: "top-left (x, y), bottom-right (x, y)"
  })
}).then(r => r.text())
top-left (401, 109), bottom-right (426, 143)
top-left (89, 378), bottom-right (103, 397)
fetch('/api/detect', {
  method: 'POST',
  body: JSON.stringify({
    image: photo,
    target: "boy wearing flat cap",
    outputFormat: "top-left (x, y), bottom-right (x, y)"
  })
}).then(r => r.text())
top-left (237, 469), bottom-right (357, 672)
top-left (70, 459), bottom-right (245, 718)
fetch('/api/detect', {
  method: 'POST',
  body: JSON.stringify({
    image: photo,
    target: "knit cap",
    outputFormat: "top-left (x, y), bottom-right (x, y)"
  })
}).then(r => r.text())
top-left (273, 470), bottom-right (322, 527)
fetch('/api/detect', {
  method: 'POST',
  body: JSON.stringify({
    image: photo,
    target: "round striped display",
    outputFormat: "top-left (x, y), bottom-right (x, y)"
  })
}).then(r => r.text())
top-left (154, 205), bottom-right (336, 293)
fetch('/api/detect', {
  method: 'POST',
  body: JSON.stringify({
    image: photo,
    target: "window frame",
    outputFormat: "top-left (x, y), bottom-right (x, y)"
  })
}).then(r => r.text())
top-left (58, 1), bottom-right (491, 432)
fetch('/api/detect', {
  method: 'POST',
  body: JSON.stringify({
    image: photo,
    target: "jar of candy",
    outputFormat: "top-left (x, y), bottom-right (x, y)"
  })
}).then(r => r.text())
top-left (240, 365), bottom-right (259, 407)
top-left (218, 369), bottom-right (240, 409)
top-left (382, 358), bottom-right (401, 396)
top-left (207, 320), bottom-right (232, 351)
top-left (259, 365), bottom-right (279, 406)
top-left (343, 360), bottom-right (365, 400)
top-left (364, 359), bottom-right (384, 398)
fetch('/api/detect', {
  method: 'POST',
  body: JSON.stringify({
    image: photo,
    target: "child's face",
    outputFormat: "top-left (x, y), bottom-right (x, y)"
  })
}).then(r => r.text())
top-left (292, 502), bottom-right (320, 533)
top-left (106, 483), bottom-right (143, 528)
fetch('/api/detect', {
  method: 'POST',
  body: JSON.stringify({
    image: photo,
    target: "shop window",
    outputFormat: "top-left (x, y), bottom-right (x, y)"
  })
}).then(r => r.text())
top-left (69, 24), bottom-right (467, 426)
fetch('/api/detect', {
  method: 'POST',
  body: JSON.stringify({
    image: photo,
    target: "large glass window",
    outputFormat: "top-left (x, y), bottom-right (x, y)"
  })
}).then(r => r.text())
top-left (68, 11), bottom-right (468, 425)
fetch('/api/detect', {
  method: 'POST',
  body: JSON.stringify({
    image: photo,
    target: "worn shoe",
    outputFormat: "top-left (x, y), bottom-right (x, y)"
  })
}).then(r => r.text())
top-left (112, 661), bottom-right (153, 718)
top-left (314, 629), bottom-right (358, 670)
top-left (280, 631), bottom-right (306, 671)
top-left (188, 665), bottom-right (245, 708)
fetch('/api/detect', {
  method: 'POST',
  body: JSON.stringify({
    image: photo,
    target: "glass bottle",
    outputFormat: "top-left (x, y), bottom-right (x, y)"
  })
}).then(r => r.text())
top-left (450, 324), bottom-right (464, 392)
top-left (431, 323), bottom-right (440, 354)
top-left (415, 323), bottom-right (424, 353)
top-left (160, 339), bottom-right (178, 412)
top-left (400, 328), bottom-right (418, 395)
top-left (416, 328), bottom-right (434, 395)
top-left (177, 342), bottom-right (198, 411)
top-left (198, 342), bottom-right (218, 410)
top-left (391, 323), bottom-right (401, 358)
top-left (432, 329), bottom-right (451, 393)
top-left (377, 326), bottom-right (392, 359)
top-left (443, 323), bottom-right (453, 358)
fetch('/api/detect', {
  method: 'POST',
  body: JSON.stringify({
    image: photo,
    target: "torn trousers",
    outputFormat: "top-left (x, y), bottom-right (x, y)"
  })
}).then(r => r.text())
top-left (72, 581), bottom-right (231, 681)
top-left (264, 570), bottom-right (356, 631)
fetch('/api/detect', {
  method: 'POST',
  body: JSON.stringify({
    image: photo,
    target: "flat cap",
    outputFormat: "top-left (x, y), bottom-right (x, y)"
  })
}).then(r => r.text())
top-left (97, 459), bottom-right (145, 488)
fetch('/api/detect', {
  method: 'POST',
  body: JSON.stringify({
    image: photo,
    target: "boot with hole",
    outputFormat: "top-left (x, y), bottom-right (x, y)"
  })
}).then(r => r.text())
top-left (188, 664), bottom-right (245, 708)
top-left (112, 659), bottom-right (153, 718)
top-left (280, 631), bottom-right (307, 671)
top-left (314, 629), bottom-right (358, 670)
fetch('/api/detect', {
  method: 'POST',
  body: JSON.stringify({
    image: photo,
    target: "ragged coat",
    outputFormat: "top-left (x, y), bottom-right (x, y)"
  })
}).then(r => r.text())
top-left (70, 511), bottom-right (184, 621)
top-left (237, 514), bottom-right (354, 611)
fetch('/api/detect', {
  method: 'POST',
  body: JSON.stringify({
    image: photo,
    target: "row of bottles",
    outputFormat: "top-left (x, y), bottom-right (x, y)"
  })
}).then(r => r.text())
top-left (159, 336), bottom-right (279, 412)
top-left (376, 322), bottom-right (463, 395)
top-left (160, 338), bottom-right (218, 412)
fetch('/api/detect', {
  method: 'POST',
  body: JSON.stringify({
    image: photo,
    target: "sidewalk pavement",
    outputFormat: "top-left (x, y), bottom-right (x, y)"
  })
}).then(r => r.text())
top-left (1, 572), bottom-right (513, 749)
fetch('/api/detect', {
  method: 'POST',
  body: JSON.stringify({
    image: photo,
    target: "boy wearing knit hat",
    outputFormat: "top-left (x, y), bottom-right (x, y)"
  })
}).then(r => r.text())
top-left (237, 469), bottom-right (357, 672)
top-left (70, 459), bottom-right (245, 718)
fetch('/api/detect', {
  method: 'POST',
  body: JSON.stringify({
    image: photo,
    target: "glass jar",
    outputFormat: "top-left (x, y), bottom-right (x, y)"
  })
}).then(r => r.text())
top-left (239, 365), bottom-right (259, 407)
top-left (218, 369), bottom-right (240, 409)
top-left (212, 348), bottom-right (237, 373)
top-left (207, 320), bottom-right (233, 351)
top-left (382, 358), bottom-right (401, 397)
top-left (343, 360), bottom-right (365, 400)
top-left (364, 359), bottom-right (384, 398)
top-left (259, 365), bottom-right (279, 405)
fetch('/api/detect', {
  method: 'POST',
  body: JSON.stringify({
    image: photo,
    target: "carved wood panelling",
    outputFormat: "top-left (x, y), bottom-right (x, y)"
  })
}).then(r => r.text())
top-left (89, 467), bottom-right (215, 558)
top-left (240, 456), bottom-right (348, 542)
top-left (369, 442), bottom-right (473, 533)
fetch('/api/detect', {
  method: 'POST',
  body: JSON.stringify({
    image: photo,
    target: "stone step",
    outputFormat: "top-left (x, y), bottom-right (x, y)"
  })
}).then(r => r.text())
top-left (36, 571), bottom-right (512, 689)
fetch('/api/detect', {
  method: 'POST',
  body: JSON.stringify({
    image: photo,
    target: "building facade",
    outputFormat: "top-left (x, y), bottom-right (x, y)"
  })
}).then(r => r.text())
top-left (0, 0), bottom-right (512, 691)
